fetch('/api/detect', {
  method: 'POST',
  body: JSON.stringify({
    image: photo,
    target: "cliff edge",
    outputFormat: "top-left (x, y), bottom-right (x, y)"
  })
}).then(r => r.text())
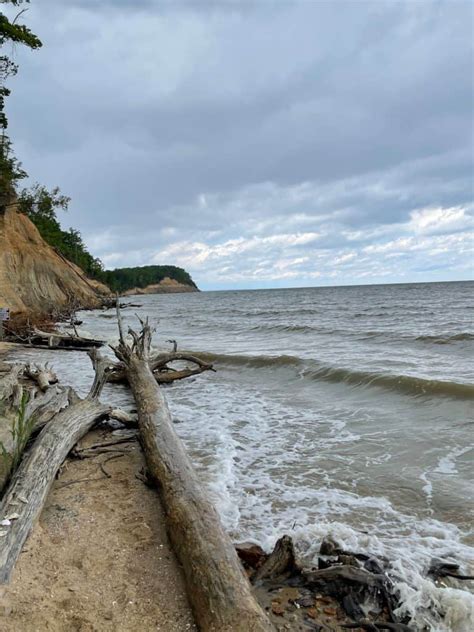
top-left (0, 205), bottom-right (110, 316)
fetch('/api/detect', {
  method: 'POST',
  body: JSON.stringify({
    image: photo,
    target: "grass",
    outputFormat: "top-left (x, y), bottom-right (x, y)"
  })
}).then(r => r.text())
top-left (0, 389), bottom-right (34, 479)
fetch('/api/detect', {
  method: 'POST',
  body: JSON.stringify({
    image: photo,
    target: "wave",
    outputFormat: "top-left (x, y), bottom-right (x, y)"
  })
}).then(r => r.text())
top-left (302, 366), bottom-right (474, 399)
top-left (242, 323), bottom-right (474, 346)
top-left (415, 333), bottom-right (474, 344)
top-left (196, 352), bottom-right (474, 399)
top-left (197, 351), bottom-right (302, 369)
top-left (249, 323), bottom-right (321, 334)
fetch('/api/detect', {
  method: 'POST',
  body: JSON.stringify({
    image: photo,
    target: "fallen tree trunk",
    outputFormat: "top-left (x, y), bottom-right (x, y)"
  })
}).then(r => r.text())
top-left (0, 351), bottom-right (111, 584)
top-left (9, 327), bottom-right (105, 351)
top-left (32, 328), bottom-right (104, 349)
top-left (112, 316), bottom-right (273, 632)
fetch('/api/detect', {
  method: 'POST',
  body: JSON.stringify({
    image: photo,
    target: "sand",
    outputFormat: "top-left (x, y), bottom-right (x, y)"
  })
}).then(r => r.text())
top-left (0, 428), bottom-right (197, 632)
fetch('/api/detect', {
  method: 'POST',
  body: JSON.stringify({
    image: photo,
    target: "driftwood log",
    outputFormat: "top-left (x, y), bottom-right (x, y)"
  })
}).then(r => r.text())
top-left (7, 327), bottom-right (104, 351)
top-left (111, 313), bottom-right (273, 632)
top-left (0, 351), bottom-right (112, 584)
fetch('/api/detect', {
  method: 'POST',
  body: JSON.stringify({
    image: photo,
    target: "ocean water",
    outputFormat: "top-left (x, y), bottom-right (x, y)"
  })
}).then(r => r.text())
top-left (12, 281), bottom-right (474, 630)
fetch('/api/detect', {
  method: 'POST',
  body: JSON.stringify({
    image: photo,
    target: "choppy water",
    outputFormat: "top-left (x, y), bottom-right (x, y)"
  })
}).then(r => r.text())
top-left (11, 281), bottom-right (474, 630)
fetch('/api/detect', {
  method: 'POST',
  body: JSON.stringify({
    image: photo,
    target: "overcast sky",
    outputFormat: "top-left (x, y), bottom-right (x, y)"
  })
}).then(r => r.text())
top-left (5, 0), bottom-right (474, 289)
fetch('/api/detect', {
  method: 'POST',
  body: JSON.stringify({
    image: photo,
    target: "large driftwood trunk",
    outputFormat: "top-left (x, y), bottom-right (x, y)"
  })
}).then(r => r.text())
top-left (113, 320), bottom-right (273, 632)
top-left (0, 353), bottom-right (111, 584)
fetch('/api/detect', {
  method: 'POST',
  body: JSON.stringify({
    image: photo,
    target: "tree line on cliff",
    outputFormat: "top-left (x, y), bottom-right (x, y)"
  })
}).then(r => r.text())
top-left (0, 2), bottom-right (196, 293)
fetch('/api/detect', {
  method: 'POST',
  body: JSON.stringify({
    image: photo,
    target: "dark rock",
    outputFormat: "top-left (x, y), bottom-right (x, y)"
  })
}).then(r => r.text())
top-left (318, 556), bottom-right (337, 570)
top-left (342, 593), bottom-right (365, 619)
top-left (320, 536), bottom-right (343, 556)
top-left (295, 595), bottom-right (315, 608)
top-left (364, 557), bottom-right (385, 575)
top-left (235, 541), bottom-right (267, 569)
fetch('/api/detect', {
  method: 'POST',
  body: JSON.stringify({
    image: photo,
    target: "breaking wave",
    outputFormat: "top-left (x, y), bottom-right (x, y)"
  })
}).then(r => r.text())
top-left (415, 333), bottom-right (474, 344)
top-left (197, 352), bottom-right (474, 399)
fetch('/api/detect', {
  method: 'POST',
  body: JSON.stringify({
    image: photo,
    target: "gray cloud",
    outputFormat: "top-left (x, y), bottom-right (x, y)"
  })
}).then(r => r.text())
top-left (4, 0), bottom-right (473, 288)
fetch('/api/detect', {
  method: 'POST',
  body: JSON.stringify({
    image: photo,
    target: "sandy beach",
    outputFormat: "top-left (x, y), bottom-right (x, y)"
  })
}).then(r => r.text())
top-left (0, 426), bottom-right (197, 632)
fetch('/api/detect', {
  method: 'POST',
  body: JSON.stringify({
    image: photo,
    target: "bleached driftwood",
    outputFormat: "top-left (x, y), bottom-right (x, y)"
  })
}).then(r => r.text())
top-left (24, 363), bottom-right (58, 392)
top-left (111, 312), bottom-right (272, 632)
top-left (107, 350), bottom-right (215, 385)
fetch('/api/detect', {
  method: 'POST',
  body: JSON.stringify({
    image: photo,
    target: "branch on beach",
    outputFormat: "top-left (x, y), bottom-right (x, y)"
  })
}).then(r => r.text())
top-left (106, 351), bottom-right (215, 385)
top-left (107, 308), bottom-right (215, 385)
top-left (24, 362), bottom-right (58, 392)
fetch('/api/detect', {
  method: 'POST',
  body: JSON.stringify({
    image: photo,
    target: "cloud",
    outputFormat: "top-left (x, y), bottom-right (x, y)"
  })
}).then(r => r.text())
top-left (4, 0), bottom-right (473, 288)
top-left (408, 205), bottom-right (473, 235)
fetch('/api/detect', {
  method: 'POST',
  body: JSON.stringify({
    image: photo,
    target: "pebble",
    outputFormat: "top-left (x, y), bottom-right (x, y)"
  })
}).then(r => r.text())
top-left (271, 601), bottom-right (285, 616)
top-left (323, 606), bottom-right (337, 616)
top-left (307, 607), bottom-right (318, 619)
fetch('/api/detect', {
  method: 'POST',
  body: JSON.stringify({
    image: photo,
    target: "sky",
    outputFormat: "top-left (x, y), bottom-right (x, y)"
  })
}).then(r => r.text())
top-left (4, 0), bottom-right (474, 290)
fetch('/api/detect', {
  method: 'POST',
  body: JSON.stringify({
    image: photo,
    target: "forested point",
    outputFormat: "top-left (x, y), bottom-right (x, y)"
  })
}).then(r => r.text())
top-left (102, 265), bottom-right (197, 292)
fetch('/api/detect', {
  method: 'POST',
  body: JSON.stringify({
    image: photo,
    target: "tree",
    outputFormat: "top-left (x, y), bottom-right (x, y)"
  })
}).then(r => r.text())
top-left (0, 1), bottom-right (42, 206)
top-left (18, 183), bottom-right (105, 280)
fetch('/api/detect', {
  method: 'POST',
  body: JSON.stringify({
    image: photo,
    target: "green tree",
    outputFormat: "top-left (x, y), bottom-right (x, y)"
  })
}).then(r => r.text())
top-left (18, 184), bottom-right (104, 279)
top-left (1, 1), bottom-right (42, 206)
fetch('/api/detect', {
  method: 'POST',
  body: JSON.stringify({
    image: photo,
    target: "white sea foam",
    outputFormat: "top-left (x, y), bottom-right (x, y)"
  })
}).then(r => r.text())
top-left (434, 446), bottom-right (472, 475)
top-left (166, 371), bottom-right (474, 632)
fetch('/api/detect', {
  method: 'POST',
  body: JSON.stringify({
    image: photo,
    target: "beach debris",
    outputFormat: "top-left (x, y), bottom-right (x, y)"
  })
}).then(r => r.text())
top-left (238, 534), bottom-right (415, 631)
top-left (104, 333), bottom-right (216, 387)
top-left (319, 535), bottom-right (343, 556)
top-left (24, 362), bottom-right (58, 392)
top-left (0, 520), bottom-right (11, 527)
top-left (235, 542), bottom-right (266, 569)
top-left (254, 535), bottom-right (298, 582)
top-left (107, 409), bottom-right (137, 428)
top-left (271, 601), bottom-right (285, 616)
top-left (428, 558), bottom-right (474, 581)
top-left (14, 326), bottom-right (104, 351)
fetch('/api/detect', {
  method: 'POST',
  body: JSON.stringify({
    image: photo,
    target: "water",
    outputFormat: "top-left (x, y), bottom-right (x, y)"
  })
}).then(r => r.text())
top-left (11, 281), bottom-right (474, 630)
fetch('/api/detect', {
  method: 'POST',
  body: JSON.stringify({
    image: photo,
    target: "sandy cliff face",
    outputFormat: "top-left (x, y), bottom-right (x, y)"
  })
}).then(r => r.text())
top-left (0, 205), bottom-right (110, 315)
top-left (122, 277), bottom-right (198, 296)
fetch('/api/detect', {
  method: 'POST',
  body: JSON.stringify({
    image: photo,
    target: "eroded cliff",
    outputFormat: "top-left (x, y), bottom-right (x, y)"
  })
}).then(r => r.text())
top-left (0, 205), bottom-right (110, 316)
